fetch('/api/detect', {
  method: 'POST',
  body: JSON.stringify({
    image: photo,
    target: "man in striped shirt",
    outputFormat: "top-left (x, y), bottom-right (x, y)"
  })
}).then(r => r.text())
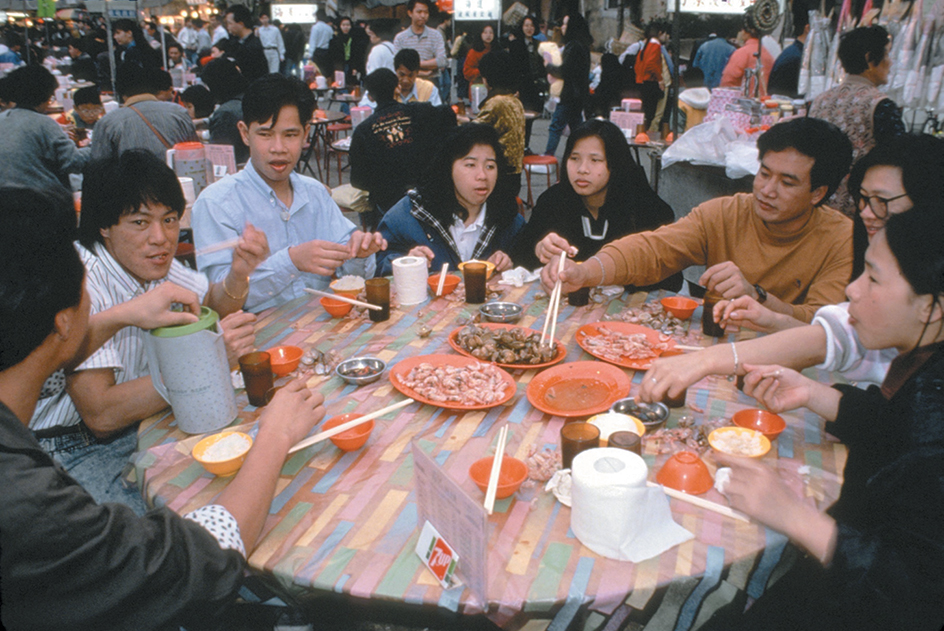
top-left (393, 0), bottom-right (446, 82)
top-left (31, 151), bottom-right (269, 514)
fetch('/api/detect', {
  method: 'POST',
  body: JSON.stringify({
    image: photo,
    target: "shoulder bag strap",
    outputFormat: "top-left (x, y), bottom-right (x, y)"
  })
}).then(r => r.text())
top-left (128, 105), bottom-right (173, 149)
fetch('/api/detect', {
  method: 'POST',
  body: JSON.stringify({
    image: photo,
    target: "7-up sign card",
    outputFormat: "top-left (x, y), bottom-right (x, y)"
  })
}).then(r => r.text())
top-left (416, 520), bottom-right (459, 588)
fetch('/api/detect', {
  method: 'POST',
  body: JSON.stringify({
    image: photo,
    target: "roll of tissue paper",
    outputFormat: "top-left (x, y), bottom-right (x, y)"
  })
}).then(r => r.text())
top-left (571, 448), bottom-right (693, 562)
top-left (391, 256), bottom-right (429, 306)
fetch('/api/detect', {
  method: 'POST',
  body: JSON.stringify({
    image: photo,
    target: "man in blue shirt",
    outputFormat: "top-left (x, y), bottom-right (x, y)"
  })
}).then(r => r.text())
top-left (193, 74), bottom-right (386, 312)
top-left (692, 32), bottom-right (736, 90)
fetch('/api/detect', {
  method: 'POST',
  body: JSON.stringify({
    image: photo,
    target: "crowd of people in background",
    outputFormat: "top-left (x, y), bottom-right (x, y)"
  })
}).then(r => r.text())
top-left (1, 2), bottom-right (942, 629)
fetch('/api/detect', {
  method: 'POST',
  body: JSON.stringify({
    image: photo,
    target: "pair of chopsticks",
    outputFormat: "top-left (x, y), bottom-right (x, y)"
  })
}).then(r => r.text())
top-left (484, 425), bottom-right (509, 514)
top-left (194, 237), bottom-right (241, 258)
top-left (304, 287), bottom-right (382, 312)
top-left (287, 397), bottom-right (414, 454)
top-left (436, 263), bottom-right (448, 296)
top-left (540, 253), bottom-right (568, 348)
top-left (647, 482), bottom-right (750, 523)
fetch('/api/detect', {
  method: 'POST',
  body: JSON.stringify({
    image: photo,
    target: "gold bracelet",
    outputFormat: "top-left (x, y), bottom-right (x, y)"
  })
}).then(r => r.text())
top-left (222, 275), bottom-right (249, 301)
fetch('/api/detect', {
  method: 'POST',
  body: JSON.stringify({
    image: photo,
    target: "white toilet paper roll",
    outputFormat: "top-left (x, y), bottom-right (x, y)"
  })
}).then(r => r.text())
top-left (391, 256), bottom-right (429, 305)
top-left (570, 448), bottom-right (693, 562)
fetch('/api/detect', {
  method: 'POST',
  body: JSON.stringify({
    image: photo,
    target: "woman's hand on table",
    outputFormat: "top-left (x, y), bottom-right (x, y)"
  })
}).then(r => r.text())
top-left (741, 363), bottom-right (812, 413)
top-left (639, 353), bottom-right (709, 403)
top-left (540, 254), bottom-right (587, 294)
top-left (257, 379), bottom-right (325, 448)
top-left (221, 310), bottom-right (257, 366)
top-left (348, 230), bottom-right (387, 259)
top-left (487, 250), bottom-right (513, 272)
top-left (699, 261), bottom-right (755, 300)
top-left (535, 232), bottom-right (578, 264)
top-left (230, 223), bottom-right (270, 278)
top-left (714, 296), bottom-right (796, 334)
top-left (408, 245), bottom-right (435, 265)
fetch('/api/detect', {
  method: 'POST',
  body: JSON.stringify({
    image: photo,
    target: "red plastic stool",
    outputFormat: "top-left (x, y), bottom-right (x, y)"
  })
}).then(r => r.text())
top-left (522, 155), bottom-right (559, 207)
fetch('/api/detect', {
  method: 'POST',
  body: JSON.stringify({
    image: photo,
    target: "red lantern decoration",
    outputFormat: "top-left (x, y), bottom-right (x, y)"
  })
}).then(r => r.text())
top-left (436, 0), bottom-right (454, 13)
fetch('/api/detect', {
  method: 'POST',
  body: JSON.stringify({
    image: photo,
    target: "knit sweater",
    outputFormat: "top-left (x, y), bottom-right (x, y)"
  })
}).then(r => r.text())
top-left (595, 193), bottom-right (853, 322)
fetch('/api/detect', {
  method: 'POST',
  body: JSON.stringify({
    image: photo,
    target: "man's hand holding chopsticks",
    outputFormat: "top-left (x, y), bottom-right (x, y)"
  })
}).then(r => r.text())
top-left (348, 230), bottom-right (387, 259)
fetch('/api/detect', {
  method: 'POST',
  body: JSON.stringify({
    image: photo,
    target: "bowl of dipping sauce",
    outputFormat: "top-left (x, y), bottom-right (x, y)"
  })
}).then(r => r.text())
top-left (732, 409), bottom-right (786, 441)
top-left (265, 345), bottom-right (303, 377)
top-left (192, 431), bottom-right (253, 476)
top-left (323, 413), bottom-right (374, 451)
top-left (479, 302), bottom-right (523, 323)
top-left (321, 296), bottom-right (353, 317)
top-left (428, 273), bottom-right (461, 296)
top-left (610, 398), bottom-right (669, 432)
top-left (660, 296), bottom-right (698, 319)
top-left (708, 427), bottom-right (771, 458)
top-left (330, 275), bottom-right (365, 299)
top-left (335, 356), bottom-right (386, 385)
top-left (587, 412), bottom-right (645, 445)
top-left (468, 456), bottom-right (528, 499)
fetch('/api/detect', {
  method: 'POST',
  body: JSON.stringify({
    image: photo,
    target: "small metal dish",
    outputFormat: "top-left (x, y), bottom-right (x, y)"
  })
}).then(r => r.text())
top-left (335, 357), bottom-right (386, 386)
top-left (609, 397), bottom-right (670, 431)
top-left (479, 302), bottom-right (523, 323)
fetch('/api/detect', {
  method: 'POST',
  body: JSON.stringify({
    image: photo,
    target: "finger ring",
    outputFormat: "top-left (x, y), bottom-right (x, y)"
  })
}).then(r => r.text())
top-left (650, 377), bottom-right (657, 382)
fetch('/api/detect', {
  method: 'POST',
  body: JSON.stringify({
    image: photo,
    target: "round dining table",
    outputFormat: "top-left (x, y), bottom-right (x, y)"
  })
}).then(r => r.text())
top-left (135, 279), bottom-right (845, 630)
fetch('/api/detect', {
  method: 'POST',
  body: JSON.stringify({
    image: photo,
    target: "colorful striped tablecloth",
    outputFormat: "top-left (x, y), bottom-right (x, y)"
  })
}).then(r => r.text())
top-left (135, 281), bottom-right (845, 630)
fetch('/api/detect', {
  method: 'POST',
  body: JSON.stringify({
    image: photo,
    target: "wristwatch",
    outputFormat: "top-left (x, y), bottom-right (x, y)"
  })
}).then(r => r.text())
top-left (753, 284), bottom-right (768, 304)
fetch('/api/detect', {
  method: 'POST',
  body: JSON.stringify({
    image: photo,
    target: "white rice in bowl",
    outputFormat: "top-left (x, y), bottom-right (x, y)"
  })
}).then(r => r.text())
top-left (331, 275), bottom-right (365, 291)
top-left (202, 433), bottom-right (252, 462)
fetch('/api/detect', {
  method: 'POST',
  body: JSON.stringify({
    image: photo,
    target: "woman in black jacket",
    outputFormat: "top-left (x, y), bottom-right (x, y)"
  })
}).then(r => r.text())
top-left (705, 205), bottom-right (944, 631)
top-left (508, 15), bottom-right (547, 151)
top-left (514, 119), bottom-right (678, 292)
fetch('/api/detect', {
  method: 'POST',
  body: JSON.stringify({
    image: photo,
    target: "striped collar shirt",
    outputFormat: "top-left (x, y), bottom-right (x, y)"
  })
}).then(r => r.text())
top-left (30, 242), bottom-right (209, 431)
top-left (393, 26), bottom-right (446, 76)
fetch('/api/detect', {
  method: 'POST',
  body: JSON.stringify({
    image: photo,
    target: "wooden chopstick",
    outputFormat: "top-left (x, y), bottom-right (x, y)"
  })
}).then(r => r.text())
top-left (540, 252), bottom-right (567, 347)
top-left (674, 345), bottom-right (705, 352)
top-left (484, 425), bottom-right (508, 514)
top-left (288, 398), bottom-right (415, 454)
top-left (647, 482), bottom-right (750, 522)
top-left (303, 287), bottom-right (382, 311)
top-left (194, 237), bottom-right (241, 257)
top-left (436, 263), bottom-right (448, 296)
top-left (545, 253), bottom-right (567, 348)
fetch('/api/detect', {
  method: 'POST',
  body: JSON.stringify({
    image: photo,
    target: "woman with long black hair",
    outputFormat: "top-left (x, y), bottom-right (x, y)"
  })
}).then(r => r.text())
top-left (376, 123), bottom-right (524, 276)
top-left (508, 15), bottom-right (546, 149)
top-left (515, 119), bottom-right (675, 281)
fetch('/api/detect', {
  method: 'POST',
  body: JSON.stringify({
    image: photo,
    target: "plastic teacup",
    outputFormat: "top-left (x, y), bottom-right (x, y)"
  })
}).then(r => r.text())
top-left (560, 422), bottom-right (600, 469)
top-left (239, 351), bottom-right (274, 407)
top-left (365, 278), bottom-right (390, 322)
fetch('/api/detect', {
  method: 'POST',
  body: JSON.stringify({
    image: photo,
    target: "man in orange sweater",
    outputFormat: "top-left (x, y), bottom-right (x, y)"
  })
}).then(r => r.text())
top-left (543, 118), bottom-right (855, 324)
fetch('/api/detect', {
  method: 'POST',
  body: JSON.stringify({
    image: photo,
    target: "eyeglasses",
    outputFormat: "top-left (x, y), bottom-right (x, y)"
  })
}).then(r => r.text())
top-left (856, 192), bottom-right (909, 219)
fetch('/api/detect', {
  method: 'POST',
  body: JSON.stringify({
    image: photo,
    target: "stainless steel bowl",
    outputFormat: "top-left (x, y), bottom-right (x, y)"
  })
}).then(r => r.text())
top-left (479, 302), bottom-right (523, 323)
top-left (335, 357), bottom-right (386, 386)
top-left (609, 397), bottom-right (669, 431)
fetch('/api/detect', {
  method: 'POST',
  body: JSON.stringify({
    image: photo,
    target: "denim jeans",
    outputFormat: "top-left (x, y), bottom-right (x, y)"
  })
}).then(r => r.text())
top-left (544, 100), bottom-right (584, 156)
top-left (38, 424), bottom-right (148, 515)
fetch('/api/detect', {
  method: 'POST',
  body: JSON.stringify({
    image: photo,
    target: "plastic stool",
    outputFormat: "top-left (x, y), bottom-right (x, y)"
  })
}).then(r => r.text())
top-left (523, 155), bottom-right (559, 207)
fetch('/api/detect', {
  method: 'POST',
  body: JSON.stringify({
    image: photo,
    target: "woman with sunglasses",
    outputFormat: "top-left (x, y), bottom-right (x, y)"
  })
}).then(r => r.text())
top-left (639, 134), bottom-right (944, 403)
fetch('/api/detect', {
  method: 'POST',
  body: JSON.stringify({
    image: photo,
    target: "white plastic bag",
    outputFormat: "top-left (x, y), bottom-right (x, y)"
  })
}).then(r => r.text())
top-left (660, 117), bottom-right (738, 170)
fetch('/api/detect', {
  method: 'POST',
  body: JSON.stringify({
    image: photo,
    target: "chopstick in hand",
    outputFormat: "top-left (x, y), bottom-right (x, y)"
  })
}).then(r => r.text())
top-left (436, 263), bottom-right (448, 296)
top-left (288, 398), bottom-right (415, 454)
top-left (541, 253), bottom-right (567, 348)
top-left (484, 425), bottom-right (509, 515)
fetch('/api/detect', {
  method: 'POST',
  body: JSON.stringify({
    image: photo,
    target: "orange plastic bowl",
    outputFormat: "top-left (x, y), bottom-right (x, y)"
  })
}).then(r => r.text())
top-left (320, 296), bottom-right (353, 317)
top-left (192, 431), bottom-right (253, 476)
top-left (329, 277), bottom-right (365, 299)
top-left (660, 296), bottom-right (698, 320)
top-left (266, 345), bottom-right (303, 376)
top-left (468, 456), bottom-right (528, 499)
top-left (656, 451), bottom-right (713, 495)
top-left (428, 273), bottom-right (461, 296)
top-left (733, 409), bottom-right (786, 441)
top-left (323, 413), bottom-right (374, 451)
